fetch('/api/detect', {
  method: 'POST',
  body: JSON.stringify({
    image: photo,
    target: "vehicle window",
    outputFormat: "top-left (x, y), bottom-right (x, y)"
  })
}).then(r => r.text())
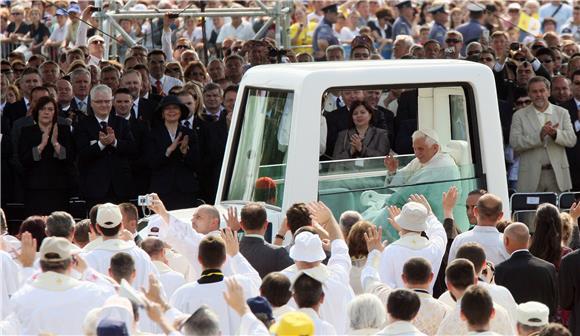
top-left (319, 84), bottom-right (482, 241)
top-left (226, 88), bottom-right (293, 208)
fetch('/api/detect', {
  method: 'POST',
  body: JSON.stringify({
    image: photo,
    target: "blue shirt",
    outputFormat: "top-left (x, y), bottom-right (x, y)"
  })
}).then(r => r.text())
top-left (539, 3), bottom-right (573, 32)
top-left (429, 22), bottom-right (447, 45)
top-left (392, 16), bottom-right (412, 39)
top-left (312, 18), bottom-right (339, 53)
top-left (456, 19), bottom-right (487, 55)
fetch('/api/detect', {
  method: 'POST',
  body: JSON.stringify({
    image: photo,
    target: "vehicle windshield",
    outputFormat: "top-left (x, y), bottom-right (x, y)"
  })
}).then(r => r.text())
top-left (225, 88), bottom-right (293, 208)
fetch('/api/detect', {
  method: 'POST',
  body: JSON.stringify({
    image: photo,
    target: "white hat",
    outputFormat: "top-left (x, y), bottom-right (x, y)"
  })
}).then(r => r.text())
top-left (88, 35), bottom-right (105, 44)
top-left (507, 3), bottom-right (521, 11)
top-left (289, 232), bottom-right (326, 262)
top-left (395, 202), bottom-right (428, 232)
top-left (39, 237), bottom-right (81, 261)
top-left (96, 203), bottom-right (123, 229)
top-left (516, 302), bottom-right (549, 327)
top-left (292, 265), bottom-right (330, 287)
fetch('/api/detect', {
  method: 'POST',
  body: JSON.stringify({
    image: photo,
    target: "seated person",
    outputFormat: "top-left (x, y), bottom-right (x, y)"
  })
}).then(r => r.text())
top-left (332, 101), bottom-right (390, 161)
top-left (366, 129), bottom-right (461, 240)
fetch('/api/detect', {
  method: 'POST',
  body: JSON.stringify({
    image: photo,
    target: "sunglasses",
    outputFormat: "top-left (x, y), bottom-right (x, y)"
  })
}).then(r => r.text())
top-left (481, 57), bottom-right (494, 62)
top-left (445, 39), bottom-right (461, 44)
top-left (91, 40), bottom-right (105, 45)
top-left (167, 68), bottom-right (180, 72)
top-left (176, 45), bottom-right (190, 50)
top-left (540, 59), bottom-right (553, 63)
top-left (11, 12), bottom-right (22, 15)
top-left (515, 99), bottom-right (532, 105)
top-left (514, 57), bottom-right (526, 62)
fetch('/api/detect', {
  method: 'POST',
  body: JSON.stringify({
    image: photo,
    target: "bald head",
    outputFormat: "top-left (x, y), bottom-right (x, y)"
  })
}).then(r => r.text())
top-left (503, 222), bottom-right (530, 253)
top-left (198, 205), bottom-right (220, 221)
top-left (474, 193), bottom-right (503, 225)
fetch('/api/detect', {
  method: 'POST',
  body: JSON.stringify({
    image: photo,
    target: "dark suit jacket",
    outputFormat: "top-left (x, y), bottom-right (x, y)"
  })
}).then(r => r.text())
top-left (373, 106), bottom-right (395, 146)
top-left (197, 114), bottom-right (228, 204)
top-left (3, 99), bottom-right (27, 127)
top-left (146, 124), bottom-right (200, 196)
top-left (126, 115), bottom-right (151, 197)
top-left (18, 124), bottom-right (74, 190)
top-left (239, 235), bottom-right (294, 279)
top-left (559, 98), bottom-right (580, 190)
top-left (323, 106), bottom-right (351, 159)
top-left (69, 97), bottom-right (93, 118)
top-left (74, 114), bottom-right (136, 200)
top-left (560, 249), bottom-right (580, 336)
top-left (393, 89), bottom-right (418, 154)
top-left (495, 250), bottom-right (558, 321)
top-left (333, 126), bottom-right (390, 159)
top-left (135, 97), bottom-right (157, 124)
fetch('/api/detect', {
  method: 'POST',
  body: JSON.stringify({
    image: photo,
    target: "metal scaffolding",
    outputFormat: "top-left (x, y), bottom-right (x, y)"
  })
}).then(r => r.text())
top-left (95, 0), bottom-right (293, 61)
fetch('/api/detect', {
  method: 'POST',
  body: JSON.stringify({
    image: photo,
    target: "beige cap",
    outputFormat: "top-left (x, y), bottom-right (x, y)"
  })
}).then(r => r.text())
top-left (88, 35), bottom-right (105, 44)
top-left (516, 301), bottom-right (549, 327)
top-left (39, 237), bottom-right (81, 261)
top-left (96, 203), bottom-right (123, 229)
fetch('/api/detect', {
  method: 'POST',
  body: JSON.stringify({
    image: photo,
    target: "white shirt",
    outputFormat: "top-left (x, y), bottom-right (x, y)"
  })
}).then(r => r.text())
top-left (448, 225), bottom-right (510, 266)
top-left (438, 280), bottom-right (517, 327)
top-left (149, 74), bottom-right (183, 96)
top-left (272, 305), bottom-right (295, 321)
top-left (48, 22), bottom-right (68, 42)
top-left (377, 321), bottom-right (427, 335)
top-left (153, 260), bottom-right (185, 298)
top-left (436, 297), bottom-right (515, 335)
top-left (81, 238), bottom-right (159, 291)
top-left (378, 214), bottom-right (447, 292)
top-left (216, 21), bottom-right (255, 43)
top-left (1, 251), bottom-right (21, 319)
top-left (361, 250), bottom-right (449, 335)
top-left (181, 27), bottom-right (203, 43)
top-left (298, 308), bottom-right (337, 335)
top-left (9, 272), bottom-right (112, 335)
top-left (169, 261), bottom-right (259, 335)
top-left (281, 240), bottom-right (354, 334)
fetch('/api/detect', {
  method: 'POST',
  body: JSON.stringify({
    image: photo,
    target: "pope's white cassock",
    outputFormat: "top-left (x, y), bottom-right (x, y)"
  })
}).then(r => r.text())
top-left (281, 239), bottom-right (355, 335)
top-left (378, 214), bottom-right (446, 292)
top-left (169, 253), bottom-right (260, 335)
top-left (153, 260), bottom-right (186, 298)
top-left (81, 239), bottom-right (159, 290)
top-left (9, 271), bottom-right (112, 335)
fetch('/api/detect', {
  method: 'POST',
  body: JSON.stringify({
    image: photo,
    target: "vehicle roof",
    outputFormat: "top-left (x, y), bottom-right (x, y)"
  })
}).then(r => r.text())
top-left (241, 59), bottom-right (492, 90)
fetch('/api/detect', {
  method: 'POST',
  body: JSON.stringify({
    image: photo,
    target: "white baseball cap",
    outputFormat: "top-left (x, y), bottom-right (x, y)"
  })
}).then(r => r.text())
top-left (395, 202), bottom-right (429, 232)
top-left (516, 301), bottom-right (549, 327)
top-left (289, 232), bottom-right (326, 262)
top-left (39, 237), bottom-right (81, 261)
top-left (96, 203), bottom-right (123, 229)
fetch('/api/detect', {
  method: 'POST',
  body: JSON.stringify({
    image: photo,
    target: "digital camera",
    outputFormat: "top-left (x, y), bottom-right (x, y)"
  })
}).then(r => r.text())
top-left (137, 194), bottom-right (153, 207)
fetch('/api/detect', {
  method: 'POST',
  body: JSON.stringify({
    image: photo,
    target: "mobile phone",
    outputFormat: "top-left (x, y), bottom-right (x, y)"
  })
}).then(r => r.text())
top-left (168, 13), bottom-right (179, 19)
top-left (509, 42), bottom-right (520, 51)
top-left (444, 47), bottom-right (455, 55)
top-left (90, 7), bottom-right (101, 12)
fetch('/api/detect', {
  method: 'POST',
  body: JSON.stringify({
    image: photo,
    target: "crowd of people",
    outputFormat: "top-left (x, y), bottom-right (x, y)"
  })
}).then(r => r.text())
top-left (1, 0), bottom-right (580, 335)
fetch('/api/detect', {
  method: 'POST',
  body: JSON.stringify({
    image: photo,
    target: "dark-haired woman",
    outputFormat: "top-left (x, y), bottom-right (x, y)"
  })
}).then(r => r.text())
top-left (333, 100), bottom-right (390, 160)
top-left (18, 96), bottom-right (73, 216)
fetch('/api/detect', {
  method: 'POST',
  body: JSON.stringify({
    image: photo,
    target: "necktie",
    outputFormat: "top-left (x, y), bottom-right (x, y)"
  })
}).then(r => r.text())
top-left (131, 108), bottom-right (137, 121)
top-left (100, 121), bottom-right (107, 132)
top-left (78, 101), bottom-right (85, 113)
top-left (184, 120), bottom-right (191, 129)
top-left (155, 80), bottom-right (164, 96)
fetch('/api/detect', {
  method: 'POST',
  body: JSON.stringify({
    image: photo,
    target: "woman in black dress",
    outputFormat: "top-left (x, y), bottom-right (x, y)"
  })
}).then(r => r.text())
top-left (18, 96), bottom-right (74, 216)
top-left (147, 96), bottom-right (201, 210)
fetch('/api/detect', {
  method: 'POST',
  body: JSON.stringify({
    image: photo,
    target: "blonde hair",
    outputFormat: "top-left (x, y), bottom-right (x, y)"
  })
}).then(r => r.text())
top-left (560, 212), bottom-right (574, 246)
top-left (182, 82), bottom-right (204, 119)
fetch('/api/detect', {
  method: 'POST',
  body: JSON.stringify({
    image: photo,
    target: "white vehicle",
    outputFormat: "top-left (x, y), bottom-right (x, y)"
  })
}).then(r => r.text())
top-left (162, 60), bottom-right (508, 241)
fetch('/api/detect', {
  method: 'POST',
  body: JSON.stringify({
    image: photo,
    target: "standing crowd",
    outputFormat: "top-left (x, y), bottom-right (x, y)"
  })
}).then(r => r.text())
top-left (1, 0), bottom-right (580, 335)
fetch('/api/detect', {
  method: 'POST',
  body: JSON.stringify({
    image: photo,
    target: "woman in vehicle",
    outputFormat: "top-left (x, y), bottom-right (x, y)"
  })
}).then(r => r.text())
top-left (18, 96), bottom-right (74, 216)
top-left (333, 100), bottom-right (390, 160)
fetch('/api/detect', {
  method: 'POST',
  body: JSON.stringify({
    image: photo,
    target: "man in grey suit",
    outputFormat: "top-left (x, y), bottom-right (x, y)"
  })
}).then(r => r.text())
top-left (510, 76), bottom-right (577, 192)
top-left (234, 203), bottom-right (294, 278)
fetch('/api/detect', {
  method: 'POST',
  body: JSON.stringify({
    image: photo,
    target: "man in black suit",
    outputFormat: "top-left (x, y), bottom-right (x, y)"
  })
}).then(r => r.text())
top-left (228, 203), bottom-right (293, 278)
top-left (3, 68), bottom-right (42, 127)
top-left (75, 84), bottom-right (136, 209)
top-left (69, 68), bottom-right (93, 120)
top-left (113, 88), bottom-right (151, 197)
top-left (119, 69), bottom-right (157, 124)
top-left (560, 248), bottom-right (580, 336)
top-left (494, 223), bottom-right (558, 321)
top-left (559, 69), bottom-right (580, 191)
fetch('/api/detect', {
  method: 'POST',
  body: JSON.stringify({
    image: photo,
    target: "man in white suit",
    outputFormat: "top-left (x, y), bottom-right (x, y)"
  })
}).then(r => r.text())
top-left (510, 76), bottom-right (577, 192)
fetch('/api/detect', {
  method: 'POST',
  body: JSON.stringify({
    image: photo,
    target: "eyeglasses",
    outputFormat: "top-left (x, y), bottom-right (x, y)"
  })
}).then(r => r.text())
top-left (11, 12), bottom-right (22, 16)
top-left (445, 38), bottom-right (461, 44)
top-left (167, 68), bottom-right (180, 72)
top-left (91, 40), bottom-right (105, 45)
top-left (481, 57), bottom-right (494, 62)
top-left (515, 99), bottom-right (532, 105)
top-left (176, 45), bottom-right (190, 50)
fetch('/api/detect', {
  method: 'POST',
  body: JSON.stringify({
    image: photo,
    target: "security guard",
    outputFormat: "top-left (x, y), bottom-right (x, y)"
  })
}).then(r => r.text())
top-left (392, 0), bottom-right (415, 40)
top-left (456, 3), bottom-right (488, 56)
top-left (428, 3), bottom-right (448, 45)
top-left (312, 3), bottom-right (339, 61)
